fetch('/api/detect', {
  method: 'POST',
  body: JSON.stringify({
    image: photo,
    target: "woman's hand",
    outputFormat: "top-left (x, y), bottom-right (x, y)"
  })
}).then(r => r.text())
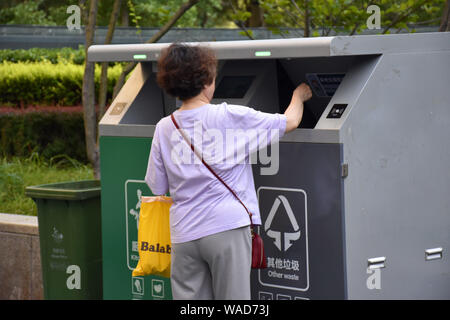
top-left (284, 83), bottom-right (312, 133)
top-left (293, 83), bottom-right (312, 103)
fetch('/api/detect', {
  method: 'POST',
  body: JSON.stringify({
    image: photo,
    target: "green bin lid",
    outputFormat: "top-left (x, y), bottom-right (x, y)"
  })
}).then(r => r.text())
top-left (25, 180), bottom-right (101, 201)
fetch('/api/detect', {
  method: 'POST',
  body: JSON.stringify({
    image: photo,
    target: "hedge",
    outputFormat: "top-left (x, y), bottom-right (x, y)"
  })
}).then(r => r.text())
top-left (0, 46), bottom-right (86, 65)
top-left (0, 61), bottom-right (123, 107)
top-left (0, 108), bottom-right (88, 163)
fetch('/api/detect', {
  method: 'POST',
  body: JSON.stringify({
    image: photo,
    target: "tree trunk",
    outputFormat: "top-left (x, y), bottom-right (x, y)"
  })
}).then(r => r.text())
top-left (98, 62), bottom-right (109, 121)
top-left (98, 0), bottom-right (122, 121)
top-left (121, 0), bottom-right (129, 26)
top-left (79, 0), bottom-right (89, 26)
top-left (229, 0), bottom-right (255, 40)
top-left (248, 0), bottom-right (264, 27)
top-left (112, 0), bottom-right (200, 100)
top-left (304, 0), bottom-right (310, 37)
top-left (82, 0), bottom-right (100, 178)
top-left (440, 0), bottom-right (450, 31)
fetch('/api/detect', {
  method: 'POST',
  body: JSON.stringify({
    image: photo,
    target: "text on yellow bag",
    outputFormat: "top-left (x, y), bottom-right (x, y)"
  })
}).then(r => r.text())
top-left (132, 196), bottom-right (172, 278)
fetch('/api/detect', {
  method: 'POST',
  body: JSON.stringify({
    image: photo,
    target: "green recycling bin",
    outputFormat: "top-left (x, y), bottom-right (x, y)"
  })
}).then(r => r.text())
top-left (25, 180), bottom-right (102, 300)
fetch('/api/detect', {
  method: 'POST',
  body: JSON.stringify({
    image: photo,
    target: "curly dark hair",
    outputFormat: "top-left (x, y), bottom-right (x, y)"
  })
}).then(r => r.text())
top-left (156, 43), bottom-right (217, 101)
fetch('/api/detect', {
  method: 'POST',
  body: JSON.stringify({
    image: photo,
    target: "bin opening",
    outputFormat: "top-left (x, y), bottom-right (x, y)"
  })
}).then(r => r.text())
top-left (117, 55), bottom-right (360, 129)
top-left (214, 76), bottom-right (255, 99)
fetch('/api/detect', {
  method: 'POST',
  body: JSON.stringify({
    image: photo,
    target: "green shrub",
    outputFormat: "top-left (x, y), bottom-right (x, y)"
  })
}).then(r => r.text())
top-left (0, 108), bottom-right (88, 164)
top-left (0, 46), bottom-right (86, 65)
top-left (0, 61), bottom-right (123, 106)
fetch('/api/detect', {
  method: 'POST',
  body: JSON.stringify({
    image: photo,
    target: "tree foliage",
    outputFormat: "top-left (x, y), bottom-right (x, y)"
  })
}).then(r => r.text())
top-left (0, 0), bottom-right (444, 36)
top-left (0, 0), bottom-right (229, 28)
top-left (127, 0), bottom-right (227, 28)
top-left (257, 0), bottom-right (445, 37)
top-left (0, 0), bottom-right (57, 25)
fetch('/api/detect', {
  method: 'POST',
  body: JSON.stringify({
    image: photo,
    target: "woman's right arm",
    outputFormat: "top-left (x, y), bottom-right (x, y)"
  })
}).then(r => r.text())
top-left (145, 124), bottom-right (169, 196)
top-left (284, 83), bottom-right (312, 133)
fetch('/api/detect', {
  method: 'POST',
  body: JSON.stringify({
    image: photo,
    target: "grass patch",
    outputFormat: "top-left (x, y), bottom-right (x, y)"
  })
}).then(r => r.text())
top-left (0, 153), bottom-right (94, 216)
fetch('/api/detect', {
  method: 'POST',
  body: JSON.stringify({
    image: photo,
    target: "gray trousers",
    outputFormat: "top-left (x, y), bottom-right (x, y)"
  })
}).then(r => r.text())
top-left (171, 226), bottom-right (252, 300)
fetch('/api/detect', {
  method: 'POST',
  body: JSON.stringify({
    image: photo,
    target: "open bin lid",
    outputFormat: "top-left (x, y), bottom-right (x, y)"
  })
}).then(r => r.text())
top-left (25, 180), bottom-right (101, 201)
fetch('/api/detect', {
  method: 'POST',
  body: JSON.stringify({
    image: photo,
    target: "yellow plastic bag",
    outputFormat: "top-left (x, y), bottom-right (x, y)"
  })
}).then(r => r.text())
top-left (132, 196), bottom-right (172, 278)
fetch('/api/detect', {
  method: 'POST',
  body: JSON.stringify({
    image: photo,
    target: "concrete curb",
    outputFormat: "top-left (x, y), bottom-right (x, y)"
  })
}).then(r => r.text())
top-left (0, 213), bottom-right (43, 300)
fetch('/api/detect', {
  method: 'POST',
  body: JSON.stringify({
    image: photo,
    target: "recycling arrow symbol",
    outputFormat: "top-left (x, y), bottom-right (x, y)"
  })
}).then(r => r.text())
top-left (264, 195), bottom-right (301, 251)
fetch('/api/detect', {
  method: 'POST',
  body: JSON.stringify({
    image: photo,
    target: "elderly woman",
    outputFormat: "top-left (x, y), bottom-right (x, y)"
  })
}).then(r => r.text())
top-left (145, 43), bottom-right (311, 300)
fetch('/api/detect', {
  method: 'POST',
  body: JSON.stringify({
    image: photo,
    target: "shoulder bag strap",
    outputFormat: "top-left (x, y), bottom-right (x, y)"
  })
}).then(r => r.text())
top-left (170, 113), bottom-right (254, 228)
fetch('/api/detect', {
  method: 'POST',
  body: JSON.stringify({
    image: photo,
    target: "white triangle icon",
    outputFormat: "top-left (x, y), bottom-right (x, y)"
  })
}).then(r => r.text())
top-left (264, 195), bottom-right (301, 251)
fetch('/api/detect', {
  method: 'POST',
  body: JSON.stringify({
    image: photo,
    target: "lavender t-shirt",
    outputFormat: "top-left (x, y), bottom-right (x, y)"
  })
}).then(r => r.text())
top-left (145, 102), bottom-right (287, 243)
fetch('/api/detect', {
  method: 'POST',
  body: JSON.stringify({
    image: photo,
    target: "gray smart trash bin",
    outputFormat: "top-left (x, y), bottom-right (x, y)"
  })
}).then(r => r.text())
top-left (88, 32), bottom-right (450, 299)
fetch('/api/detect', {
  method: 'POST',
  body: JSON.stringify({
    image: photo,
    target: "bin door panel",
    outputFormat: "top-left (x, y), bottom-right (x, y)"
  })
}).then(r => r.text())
top-left (100, 136), bottom-right (172, 300)
top-left (251, 142), bottom-right (346, 300)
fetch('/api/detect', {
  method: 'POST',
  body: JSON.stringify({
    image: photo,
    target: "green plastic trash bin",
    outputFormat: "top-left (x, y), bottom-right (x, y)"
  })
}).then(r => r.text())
top-left (25, 180), bottom-right (102, 300)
